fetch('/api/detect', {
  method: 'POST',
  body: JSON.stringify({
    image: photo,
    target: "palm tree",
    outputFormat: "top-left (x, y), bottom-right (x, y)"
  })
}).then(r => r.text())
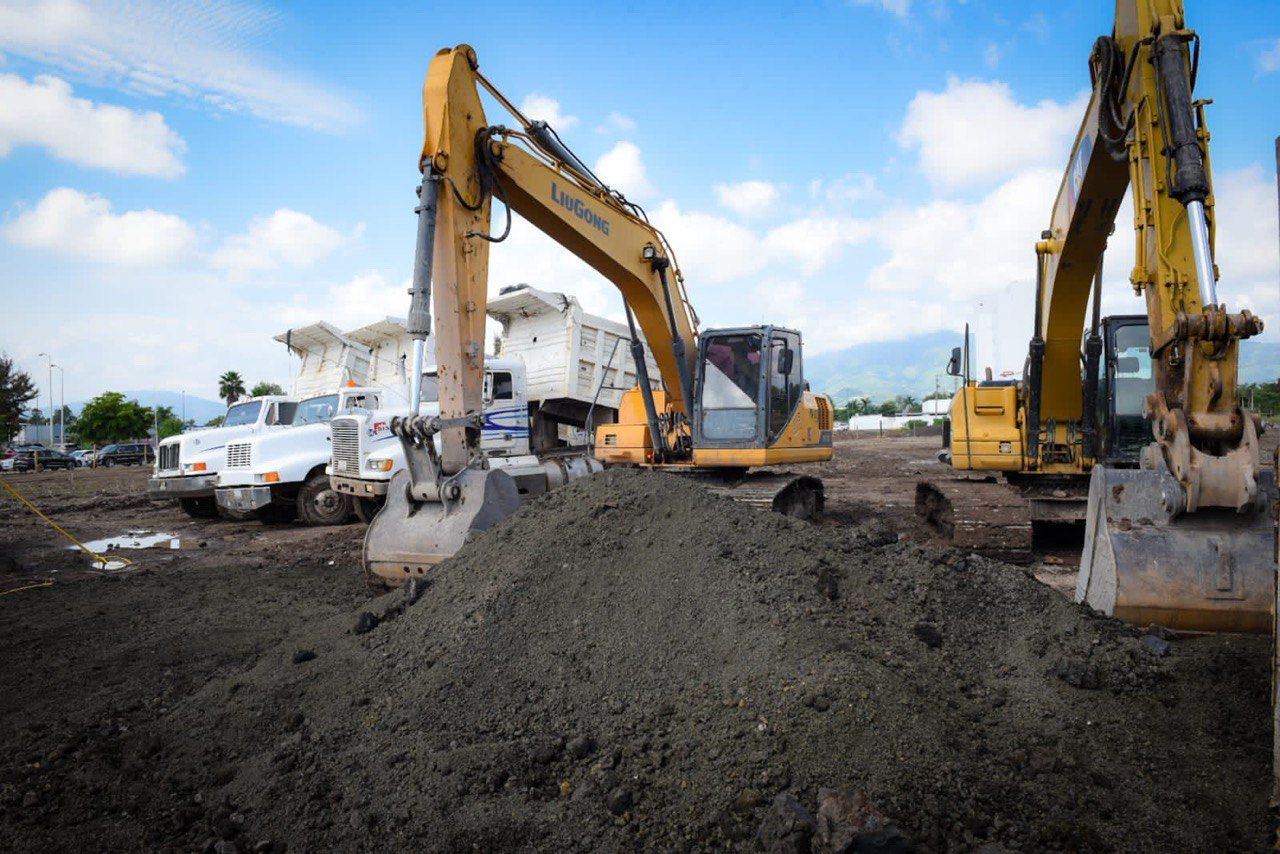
top-left (218, 371), bottom-right (246, 406)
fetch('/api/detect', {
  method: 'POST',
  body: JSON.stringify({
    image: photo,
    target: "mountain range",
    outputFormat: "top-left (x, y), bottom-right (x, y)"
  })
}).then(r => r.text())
top-left (806, 333), bottom-right (1279, 405)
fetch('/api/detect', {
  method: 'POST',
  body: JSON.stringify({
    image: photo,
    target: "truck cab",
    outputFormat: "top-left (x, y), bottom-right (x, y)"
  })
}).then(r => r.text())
top-left (147, 395), bottom-right (296, 517)
top-left (215, 387), bottom-right (384, 525)
top-left (329, 361), bottom-right (534, 520)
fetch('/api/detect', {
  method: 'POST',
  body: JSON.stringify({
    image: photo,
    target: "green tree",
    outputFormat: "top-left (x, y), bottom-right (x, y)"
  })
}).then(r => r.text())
top-left (204, 416), bottom-right (225, 427)
top-left (153, 405), bottom-right (185, 440)
top-left (895, 395), bottom-right (921, 413)
top-left (924, 390), bottom-right (952, 401)
top-left (249, 381), bottom-right (285, 397)
top-left (218, 371), bottom-right (246, 406)
top-left (76, 393), bottom-right (153, 446)
top-left (0, 355), bottom-right (38, 442)
top-left (877, 400), bottom-right (897, 417)
top-left (24, 407), bottom-right (46, 425)
top-left (1241, 381), bottom-right (1280, 417)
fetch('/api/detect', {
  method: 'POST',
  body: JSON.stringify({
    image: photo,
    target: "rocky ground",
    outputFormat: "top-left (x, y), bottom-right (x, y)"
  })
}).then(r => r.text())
top-left (0, 438), bottom-right (1272, 852)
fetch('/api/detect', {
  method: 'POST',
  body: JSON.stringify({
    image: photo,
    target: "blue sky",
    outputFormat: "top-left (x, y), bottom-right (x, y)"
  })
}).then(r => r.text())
top-left (1, 0), bottom-right (1277, 403)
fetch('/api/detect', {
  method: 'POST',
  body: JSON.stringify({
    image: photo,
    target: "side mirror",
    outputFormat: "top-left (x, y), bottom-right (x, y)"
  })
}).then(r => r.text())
top-left (946, 346), bottom-right (963, 377)
top-left (778, 347), bottom-right (795, 376)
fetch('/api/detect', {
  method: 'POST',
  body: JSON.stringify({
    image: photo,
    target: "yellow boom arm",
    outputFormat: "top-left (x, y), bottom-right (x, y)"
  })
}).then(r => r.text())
top-left (417, 45), bottom-right (699, 471)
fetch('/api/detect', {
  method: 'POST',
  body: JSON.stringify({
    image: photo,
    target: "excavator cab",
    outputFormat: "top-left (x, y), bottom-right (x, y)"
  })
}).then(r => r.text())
top-left (1090, 315), bottom-right (1153, 466)
top-left (694, 326), bottom-right (805, 452)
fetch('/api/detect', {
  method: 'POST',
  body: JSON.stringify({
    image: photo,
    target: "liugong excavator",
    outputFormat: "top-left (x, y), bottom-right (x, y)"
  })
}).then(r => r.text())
top-left (363, 45), bottom-right (834, 584)
top-left (918, 0), bottom-right (1274, 633)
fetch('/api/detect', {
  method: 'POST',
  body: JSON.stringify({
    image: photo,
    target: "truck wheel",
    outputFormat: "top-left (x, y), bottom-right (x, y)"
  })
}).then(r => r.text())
top-left (297, 472), bottom-right (352, 526)
top-left (179, 497), bottom-right (219, 518)
top-left (353, 496), bottom-right (384, 524)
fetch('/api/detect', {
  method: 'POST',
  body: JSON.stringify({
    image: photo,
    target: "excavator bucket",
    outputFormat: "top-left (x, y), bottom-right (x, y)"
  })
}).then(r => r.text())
top-left (363, 467), bottom-right (522, 587)
top-left (1077, 465), bottom-right (1276, 634)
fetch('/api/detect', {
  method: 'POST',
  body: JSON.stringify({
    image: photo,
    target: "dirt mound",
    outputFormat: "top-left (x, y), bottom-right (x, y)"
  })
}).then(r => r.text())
top-left (3, 469), bottom-right (1268, 851)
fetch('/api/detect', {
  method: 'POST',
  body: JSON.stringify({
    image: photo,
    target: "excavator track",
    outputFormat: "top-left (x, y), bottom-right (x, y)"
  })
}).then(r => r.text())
top-left (674, 470), bottom-right (825, 520)
top-left (915, 478), bottom-right (1033, 564)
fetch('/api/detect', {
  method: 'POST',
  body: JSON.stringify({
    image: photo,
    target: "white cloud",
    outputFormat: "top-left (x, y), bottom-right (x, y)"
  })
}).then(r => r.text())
top-left (808, 173), bottom-right (880, 206)
top-left (867, 168), bottom-right (1059, 295)
top-left (1259, 38), bottom-right (1280, 74)
top-left (595, 111), bottom-right (636, 134)
top-left (899, 77), bottom-right (1087, 190)
top-left (519, 93), bottom-right (578, 130)
top-left (488, 212), bottom-right (615, 317)
top-left (1213, 165), bottom-right (1279, 324)
top-left (714, 180), bottom-right (781, 218)
top-left (0, 72), bottom-right (186, 176)
top-left (652, 201), bottom-right (764, 284)
top-left (213, 209), bottom-right (355, 275)
top-left (3, 186), bottom-right (195, 265)
top-left (847, 0), bottom-right (910, 16)
top-left (983, 43), bottom-right (1001, 69)
top-left (276, 270), bottom-right (410, 330)
top-left (764, 216), bottom-right (872, 273)
top-left (0, 0), bottom-right (359, 131)
top-left (595, 141), bottom-right (654, 199)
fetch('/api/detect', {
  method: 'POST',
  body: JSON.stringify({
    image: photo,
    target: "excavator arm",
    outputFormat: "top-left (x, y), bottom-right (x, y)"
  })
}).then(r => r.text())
top-left (1031, 0), bottom-right (1264, 506)
top-left (412, 45), bottom-right (698, 478)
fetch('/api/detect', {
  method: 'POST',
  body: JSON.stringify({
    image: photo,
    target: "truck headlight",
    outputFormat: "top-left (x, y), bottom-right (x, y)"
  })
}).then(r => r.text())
top-left (183, 461), bottom-right (207, 473)
top-left (366, 458), bottom-right (394, 472)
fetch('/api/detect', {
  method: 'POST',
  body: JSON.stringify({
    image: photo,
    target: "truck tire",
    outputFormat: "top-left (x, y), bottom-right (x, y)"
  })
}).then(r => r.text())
top-left (179, 497), bottom-right (219, 518)
top-left (353, 496), bottom-right (384, 524)
top-left (296, 472), bottom-right (352, 526)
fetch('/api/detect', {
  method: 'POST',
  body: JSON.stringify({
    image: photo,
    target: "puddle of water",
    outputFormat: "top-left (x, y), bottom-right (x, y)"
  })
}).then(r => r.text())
top-left (68, 531), bottom-right (180, 570)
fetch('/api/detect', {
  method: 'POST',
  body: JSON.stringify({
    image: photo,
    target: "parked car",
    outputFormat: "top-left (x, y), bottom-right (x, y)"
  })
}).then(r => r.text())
top-left (96, 443), bottom-right (155, 467)
top-left (69, 449), bottom-right (94, 467)
top-left (12, 448), bottom-right (77, 471)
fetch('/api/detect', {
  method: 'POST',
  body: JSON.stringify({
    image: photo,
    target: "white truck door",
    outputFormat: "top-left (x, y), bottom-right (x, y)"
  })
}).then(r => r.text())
top-left (482, 369), bottom-right (526, 456)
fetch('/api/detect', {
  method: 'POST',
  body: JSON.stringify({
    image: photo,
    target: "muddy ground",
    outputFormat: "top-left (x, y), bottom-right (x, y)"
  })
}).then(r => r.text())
top-left (0, 435), bottom-right (1273, 852)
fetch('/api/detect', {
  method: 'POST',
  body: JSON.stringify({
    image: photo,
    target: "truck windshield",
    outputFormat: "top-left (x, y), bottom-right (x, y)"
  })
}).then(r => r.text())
top-left (224, 401), bottom-right (262, 427)
top-left (700, 333), bottom-right (762, 440)
top-left (292, 394), bottom-right (339, 425)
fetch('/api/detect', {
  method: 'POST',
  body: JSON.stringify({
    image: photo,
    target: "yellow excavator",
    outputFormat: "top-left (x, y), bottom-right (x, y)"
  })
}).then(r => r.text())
top-left (363, 46), bottom-right (834, 584)
top-left (918, 0), bottom-right (1274, 633)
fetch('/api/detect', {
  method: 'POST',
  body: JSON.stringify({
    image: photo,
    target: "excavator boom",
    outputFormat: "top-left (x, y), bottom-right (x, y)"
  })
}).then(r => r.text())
top-left (364, 45), bottom-right (832, 582)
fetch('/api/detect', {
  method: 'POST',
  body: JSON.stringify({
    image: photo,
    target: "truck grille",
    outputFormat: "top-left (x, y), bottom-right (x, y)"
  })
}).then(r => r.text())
top-left (331, 417), bottom-right (361, 473)
top-left (158, 443), bottom-right (180, 471)
top-left (226, 442), bottom-right (252, 468)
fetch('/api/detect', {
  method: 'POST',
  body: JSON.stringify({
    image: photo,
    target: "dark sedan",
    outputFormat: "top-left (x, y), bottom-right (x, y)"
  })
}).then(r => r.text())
top-left (11, 448), bottom-right (77, 471)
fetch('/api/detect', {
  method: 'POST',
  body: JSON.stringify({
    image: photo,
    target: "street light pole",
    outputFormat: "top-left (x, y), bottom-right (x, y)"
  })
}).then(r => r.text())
top-left (37, 352), bottom-right (52, 446)
top-left (51, 364), bottom-right (64, 448)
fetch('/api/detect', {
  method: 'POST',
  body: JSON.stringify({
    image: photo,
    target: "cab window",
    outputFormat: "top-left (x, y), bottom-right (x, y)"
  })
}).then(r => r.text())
top-left (224, 401), bottom-right (262, 427)
top-left (1111, 325), bottom-right (1153, 418)
top-left (292, 394), bottom-right (339, 425)
top-left (700, 333), bottom-right (762, 441)
top-left (768, 332), bottom-right (803, 436)
top-left (489, 371), bottom-right (514, 401)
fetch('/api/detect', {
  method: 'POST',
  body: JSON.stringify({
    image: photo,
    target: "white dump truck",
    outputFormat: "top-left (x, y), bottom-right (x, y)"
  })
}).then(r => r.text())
top-left (147, 395), bottom-right (298, 517)
top-left (328, 284), bottom-right (658, 520)
top-left (148, 320), bottom-right (370, 518)
top-left (210, 324), bottom-right (379, 524)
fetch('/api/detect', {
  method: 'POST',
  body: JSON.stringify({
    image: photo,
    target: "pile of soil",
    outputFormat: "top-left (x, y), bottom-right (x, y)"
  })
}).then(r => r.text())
top-left (1, 469), bottom-right (1269, 851)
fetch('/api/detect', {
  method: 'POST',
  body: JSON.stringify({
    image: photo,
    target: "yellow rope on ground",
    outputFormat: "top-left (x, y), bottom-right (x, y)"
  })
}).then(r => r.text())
top-left (0, 580), bottom-right (55, 597)
top-left (0, 477), bottom-right (132, 570)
